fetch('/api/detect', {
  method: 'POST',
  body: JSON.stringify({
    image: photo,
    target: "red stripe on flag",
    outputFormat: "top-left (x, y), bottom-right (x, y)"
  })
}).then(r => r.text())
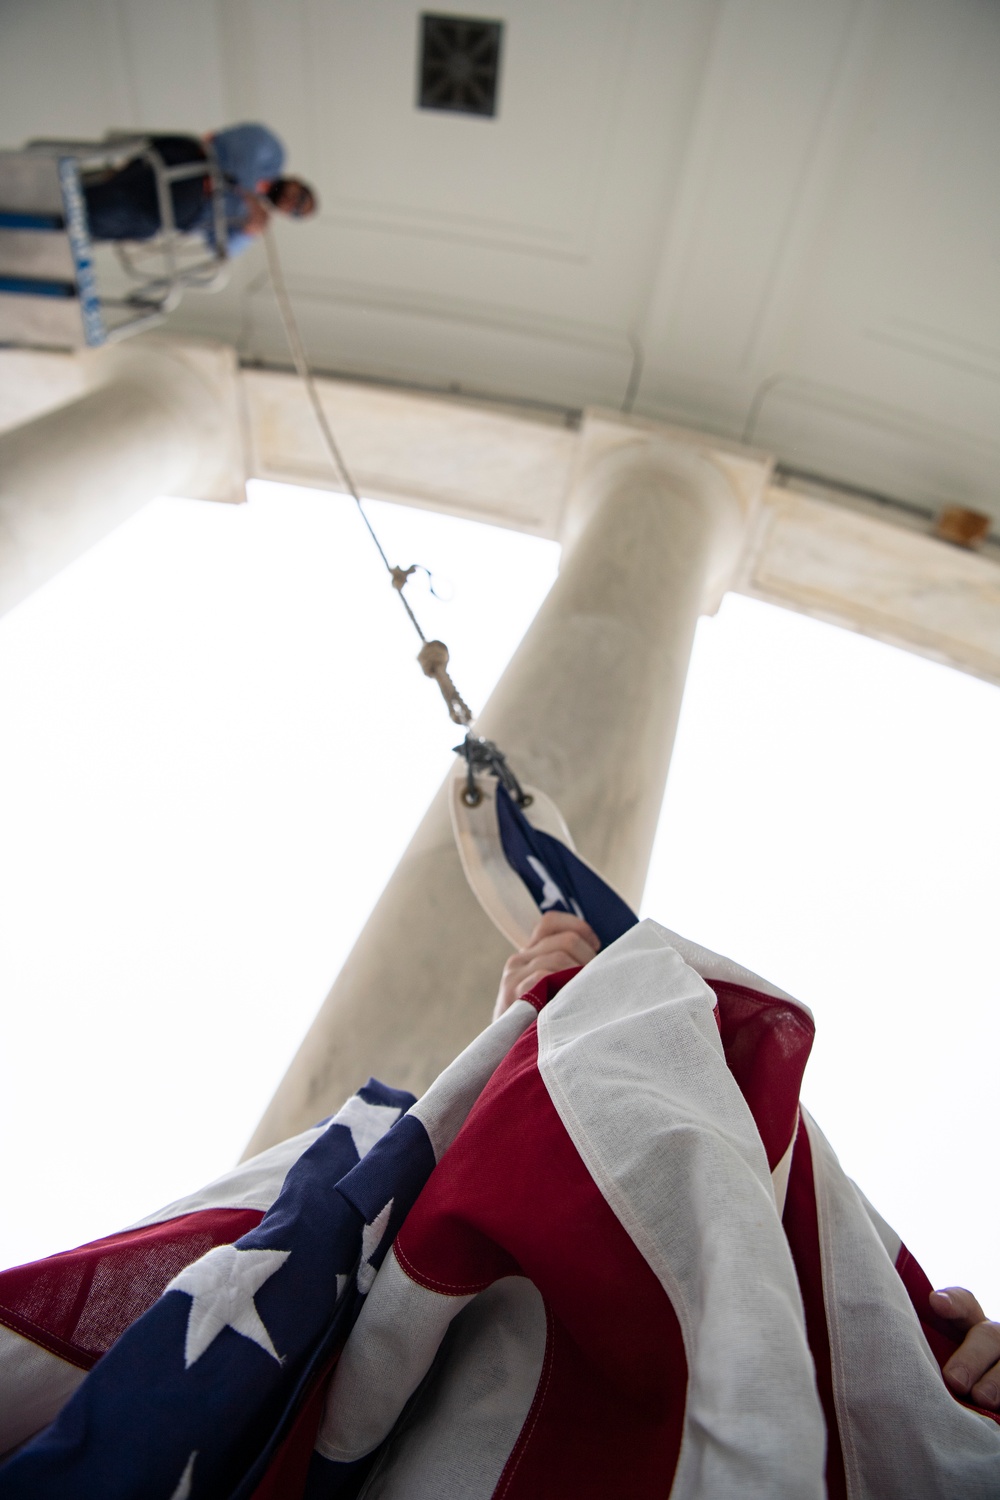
top-left (518, 966), bottom-right (581, 1013)
top-left (781, 1122), bottom-right (848, 1500)
top-left (709, 979), bottom-right (814, 1171)
top-left (0, 1208), bottom-right (264, 1369)
top-left (396, 1023), bottom-right (688, 1498)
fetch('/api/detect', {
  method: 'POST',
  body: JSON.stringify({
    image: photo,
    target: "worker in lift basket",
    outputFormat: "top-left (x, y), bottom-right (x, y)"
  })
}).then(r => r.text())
top-left (82, 121), bottom-right (316, 254)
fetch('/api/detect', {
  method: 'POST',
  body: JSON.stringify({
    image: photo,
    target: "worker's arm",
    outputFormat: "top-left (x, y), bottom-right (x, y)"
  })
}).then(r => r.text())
top-left (493, 911), bottom-right (600, 1021)
top-left (238, 191), bottom-right (270, 237)
top-left (931, 1288), bottom-right (1000, 1410)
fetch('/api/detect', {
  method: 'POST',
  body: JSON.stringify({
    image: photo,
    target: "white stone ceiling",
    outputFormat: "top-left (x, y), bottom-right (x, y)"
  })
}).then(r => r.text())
top-left (2, 0), bottom-right (999, 527)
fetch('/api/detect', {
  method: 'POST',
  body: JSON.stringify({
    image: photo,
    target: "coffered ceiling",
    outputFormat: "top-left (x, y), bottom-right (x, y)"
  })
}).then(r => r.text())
top-left (2, 0), bottom-right (998, 526)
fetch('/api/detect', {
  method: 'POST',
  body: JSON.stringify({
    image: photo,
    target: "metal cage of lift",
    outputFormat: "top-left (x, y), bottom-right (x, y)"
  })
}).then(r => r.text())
top-left (0, 133), bottom-right (231, 350)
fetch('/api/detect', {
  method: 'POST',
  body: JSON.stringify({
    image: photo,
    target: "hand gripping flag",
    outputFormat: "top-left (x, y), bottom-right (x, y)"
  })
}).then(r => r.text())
top-left (2, 785), bottom-right (999, 1497)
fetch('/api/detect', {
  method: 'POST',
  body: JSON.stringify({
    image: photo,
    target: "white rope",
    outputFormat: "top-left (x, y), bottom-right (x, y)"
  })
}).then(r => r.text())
top-left (261, 222), bottom-right (474, 727)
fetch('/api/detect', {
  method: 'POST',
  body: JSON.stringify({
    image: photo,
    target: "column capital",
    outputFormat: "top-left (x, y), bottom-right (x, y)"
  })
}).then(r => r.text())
top-left (60, 337), bottom-right (245, 506)
top-left (0, 337), bottom-right (245, 615)
top-left (563, 411), bottom-right (773, 612)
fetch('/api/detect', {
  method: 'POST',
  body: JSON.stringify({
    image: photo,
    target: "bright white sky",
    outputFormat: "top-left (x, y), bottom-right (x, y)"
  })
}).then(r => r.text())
top-left (1, 480), bottom-right (997, 1315)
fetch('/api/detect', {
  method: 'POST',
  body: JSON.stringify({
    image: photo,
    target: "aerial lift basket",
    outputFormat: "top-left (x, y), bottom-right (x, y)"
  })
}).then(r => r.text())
top-left (0, 134), bottom-right (229, 350)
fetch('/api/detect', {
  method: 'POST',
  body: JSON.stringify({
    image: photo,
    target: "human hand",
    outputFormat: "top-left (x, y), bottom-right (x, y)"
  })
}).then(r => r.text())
top-left (930, 1287), bottom-right (1000, 1410)
top-left (241, 192), bottom-right (270, 236)
top-left (493, 912), bottom-right (600, 1021)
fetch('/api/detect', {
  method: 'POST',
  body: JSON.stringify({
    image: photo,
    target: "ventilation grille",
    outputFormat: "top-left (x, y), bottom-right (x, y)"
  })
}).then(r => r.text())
top-left (418, 13), bottom-right (503, 118)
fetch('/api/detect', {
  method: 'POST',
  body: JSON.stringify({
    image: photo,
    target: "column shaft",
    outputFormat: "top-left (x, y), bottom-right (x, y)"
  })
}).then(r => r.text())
top-left (0, 344), bottom-right (234, 615)
top-left (245, 434), bottom-right (749, 1154)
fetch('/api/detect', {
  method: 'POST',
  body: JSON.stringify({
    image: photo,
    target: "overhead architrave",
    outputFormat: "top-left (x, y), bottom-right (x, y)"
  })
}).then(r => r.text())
top-left (241, 364), bottom-right (1000, 690)
top-left (1, 345), bottom-right (997, 688)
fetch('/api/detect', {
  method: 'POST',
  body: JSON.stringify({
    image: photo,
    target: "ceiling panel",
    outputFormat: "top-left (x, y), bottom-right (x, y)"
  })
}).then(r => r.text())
top-left (783, 0), bottom-right (1000, 431)
top-left (297, 0), bottom-right (631, 254)
top-left (1, 0), bottom-right (997, 522)
top-left (0, 0), bottom-right (136, 142)
top-left (117, 0), bottom-right (228, 132)
top-left (742, 0), bottom-right (1000, 517)
top-left (637, 0), bottom-right (872, 387)
top-left (206, 0), bottom-right (712, 329)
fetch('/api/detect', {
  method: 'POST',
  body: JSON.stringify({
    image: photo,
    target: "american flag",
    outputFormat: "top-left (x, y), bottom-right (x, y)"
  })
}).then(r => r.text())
top-left (1, 789), bottom-right (997, 1497)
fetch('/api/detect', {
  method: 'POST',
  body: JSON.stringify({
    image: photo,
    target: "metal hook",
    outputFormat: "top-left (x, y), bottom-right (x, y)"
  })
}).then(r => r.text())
top-left (461, 739), bottom-right (483, 806)
top-left (391, 563), bottom-right (453, 601)
top-left (453, 735), bottom-right (533, 809)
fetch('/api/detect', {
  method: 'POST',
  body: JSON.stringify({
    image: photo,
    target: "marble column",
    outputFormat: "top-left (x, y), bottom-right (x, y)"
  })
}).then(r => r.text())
top-left (0, 341), bottom-right (241, 616)
top-left (245, 423), bottom-right (759, 1155)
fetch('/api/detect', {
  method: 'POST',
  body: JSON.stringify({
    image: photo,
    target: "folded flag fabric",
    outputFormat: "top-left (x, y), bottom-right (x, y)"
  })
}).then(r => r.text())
top-left (0, 1077), bottom-right (421, 1496)
top-left (2, 784), bottom-right (998, 1497)
top-left (308, 921), bottom-right (1000, 1499)
top-left (0, 993), bottom-right (550, 1498)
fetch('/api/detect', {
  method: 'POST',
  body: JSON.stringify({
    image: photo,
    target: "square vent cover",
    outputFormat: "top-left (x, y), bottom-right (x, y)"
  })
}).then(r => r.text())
top-left (418, 13), bottom-right (503, 118)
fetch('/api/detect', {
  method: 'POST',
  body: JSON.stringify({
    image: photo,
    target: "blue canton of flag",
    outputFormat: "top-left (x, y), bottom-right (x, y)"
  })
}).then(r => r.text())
top-left (0, 1082), bottom-right (431, 1500)
top-left (494, 782), bottom-right (638, 949)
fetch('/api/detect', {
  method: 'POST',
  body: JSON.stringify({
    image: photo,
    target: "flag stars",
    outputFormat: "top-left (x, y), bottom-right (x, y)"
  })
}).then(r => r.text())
top-left (357, 1200), bottom-right (394, 1294)
top-left (165, 1244), bottom-right (291, 1368)
top-left (526, 855), bottom-right (583, 919)
top-left (331, 1095), bottom-right (401, 1159)
top-left (169, 1450), bottom-right (198, 1500)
